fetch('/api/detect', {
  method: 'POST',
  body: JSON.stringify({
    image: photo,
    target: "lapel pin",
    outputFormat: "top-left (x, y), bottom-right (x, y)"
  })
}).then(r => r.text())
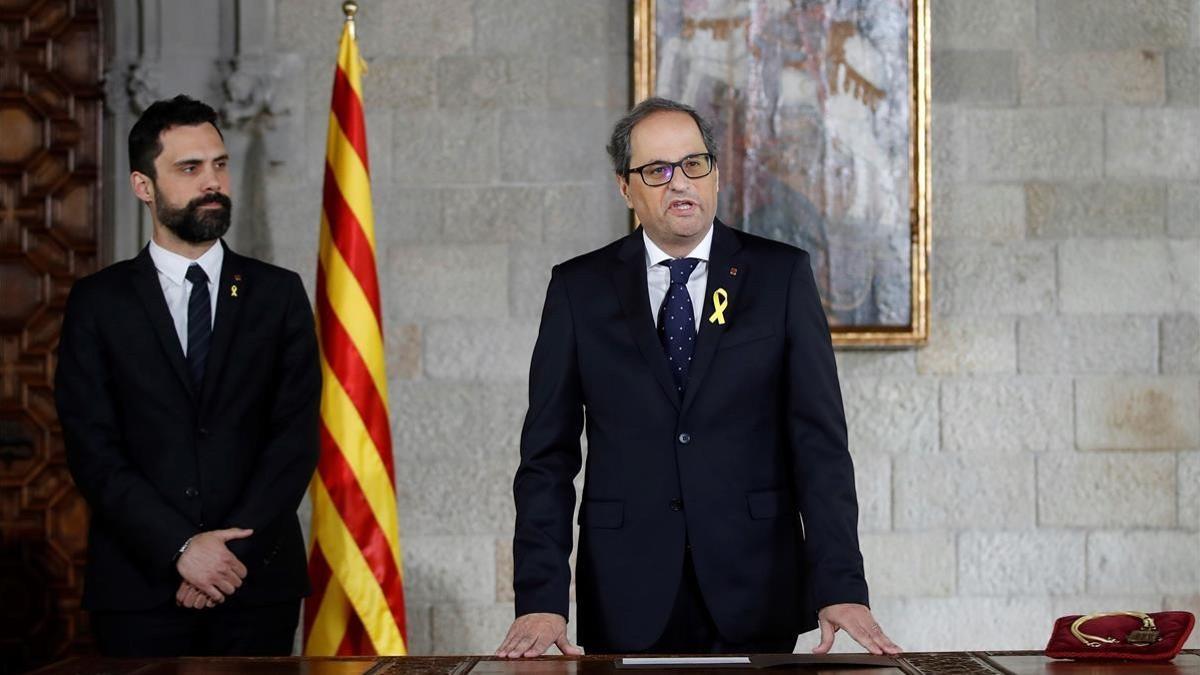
top-left (709, 288), bottom-right (729, 325)
top-left (729, 266), bottom-right (738, 277)
top-left (230, 284), bottom-right (238, 298)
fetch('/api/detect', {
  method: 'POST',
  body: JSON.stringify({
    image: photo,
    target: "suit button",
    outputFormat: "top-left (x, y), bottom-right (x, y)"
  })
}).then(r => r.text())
top-left (197, 427), bottom-right (210, 439)
top-left (184, 487), bottom-right (199, 498)
top-left (678, 433), bottom-right (691, 445)
top-left (669, 498), bottom-right (683, 511)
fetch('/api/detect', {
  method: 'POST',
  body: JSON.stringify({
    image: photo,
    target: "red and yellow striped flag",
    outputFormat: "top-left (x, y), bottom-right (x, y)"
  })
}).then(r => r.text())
top-left (304, 13), bottom-right (407, 656)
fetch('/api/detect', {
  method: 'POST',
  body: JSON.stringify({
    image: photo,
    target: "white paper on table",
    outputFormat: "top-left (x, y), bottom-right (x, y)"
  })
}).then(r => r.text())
top-left (619, 656), bottom-right (752, 667)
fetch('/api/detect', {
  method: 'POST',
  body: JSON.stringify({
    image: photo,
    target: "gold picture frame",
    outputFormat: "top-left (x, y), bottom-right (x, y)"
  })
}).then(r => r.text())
top-left (632, 0), bottom-right (929, 348)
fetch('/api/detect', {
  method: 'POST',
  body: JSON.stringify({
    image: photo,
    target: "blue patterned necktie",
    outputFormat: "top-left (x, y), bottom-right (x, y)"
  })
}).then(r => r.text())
top-left (657, 257), bottom-right (700, 394)
top-left (185, 263), bottom-right (211, 389)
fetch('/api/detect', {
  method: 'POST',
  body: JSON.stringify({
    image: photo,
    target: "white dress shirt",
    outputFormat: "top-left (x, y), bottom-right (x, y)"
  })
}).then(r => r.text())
top-left (644, 225), bottom-right (713, 331)
top-left (148, 238), bottom-right (223, 354)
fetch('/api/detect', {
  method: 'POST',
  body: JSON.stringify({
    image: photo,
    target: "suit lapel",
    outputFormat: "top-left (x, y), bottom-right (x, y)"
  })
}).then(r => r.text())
top-left (681, 220), bottom-right (745, 414)
top-left (130, 246), bottom-right (196, 399)
top-left (611, 229), bottom-right (681, 410)
top-left (199, 242), bottom-right (245, 411)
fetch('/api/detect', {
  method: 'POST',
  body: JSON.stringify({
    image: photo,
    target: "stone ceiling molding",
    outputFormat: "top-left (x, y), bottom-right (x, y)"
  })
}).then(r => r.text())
top-left (125, 62), bottom-right (163, 114)
top-left (220, 52), bottom-right (303, 164)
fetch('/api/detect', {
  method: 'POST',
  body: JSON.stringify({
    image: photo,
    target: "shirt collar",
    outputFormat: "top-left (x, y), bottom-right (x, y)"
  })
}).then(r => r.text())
top-left (148, 238), bottom-right (224, 287)
top-left (642, 223), bottom-right (714, 270)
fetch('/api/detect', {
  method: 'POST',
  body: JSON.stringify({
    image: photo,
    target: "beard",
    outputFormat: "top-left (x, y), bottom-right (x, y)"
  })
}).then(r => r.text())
top-left (156, 191), bottom-right (232, 243)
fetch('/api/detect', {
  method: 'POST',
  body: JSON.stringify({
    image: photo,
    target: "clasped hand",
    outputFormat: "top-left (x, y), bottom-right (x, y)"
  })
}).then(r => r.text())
top-left (174, 527), bottom-right (253, 609)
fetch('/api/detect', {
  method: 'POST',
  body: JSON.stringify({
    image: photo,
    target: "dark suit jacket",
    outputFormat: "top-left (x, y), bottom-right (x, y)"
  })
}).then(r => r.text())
top-left (55, 243), bottom-right (320, 612)
top-left (513, 221), bottom-right (867, 651)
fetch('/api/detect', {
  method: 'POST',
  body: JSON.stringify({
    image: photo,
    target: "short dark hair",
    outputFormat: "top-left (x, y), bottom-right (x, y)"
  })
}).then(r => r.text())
top-left (128, 95), bottom-right (223, 179)
top-left (606, 97), bottom-right (718, 176)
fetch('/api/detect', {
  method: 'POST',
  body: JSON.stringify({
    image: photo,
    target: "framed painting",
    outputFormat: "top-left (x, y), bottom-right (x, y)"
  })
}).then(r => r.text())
top-left (632, 0), bottom-right (929, 347)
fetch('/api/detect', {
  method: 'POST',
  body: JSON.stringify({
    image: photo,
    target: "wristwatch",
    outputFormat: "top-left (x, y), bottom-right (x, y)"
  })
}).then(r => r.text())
top-left (172, 535), bottom-right (195, 563)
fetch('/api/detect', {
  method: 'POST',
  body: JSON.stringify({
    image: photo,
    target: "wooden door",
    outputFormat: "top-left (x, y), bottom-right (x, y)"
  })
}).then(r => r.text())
top-left (0, 0), bottom-right (103, 670)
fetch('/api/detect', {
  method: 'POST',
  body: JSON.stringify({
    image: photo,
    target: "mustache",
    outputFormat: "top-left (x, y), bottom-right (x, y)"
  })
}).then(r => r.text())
top-left (187, 193), bottom-right (232, 210)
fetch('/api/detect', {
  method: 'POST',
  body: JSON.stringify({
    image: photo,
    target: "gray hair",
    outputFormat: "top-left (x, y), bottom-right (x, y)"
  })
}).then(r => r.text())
top-left (606, 97), bottom-right (718, 176)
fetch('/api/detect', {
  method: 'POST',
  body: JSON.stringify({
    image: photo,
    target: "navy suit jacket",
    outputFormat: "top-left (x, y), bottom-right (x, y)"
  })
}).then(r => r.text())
top-left (55, 243), bottom-right (320, 611)
top-left (513, 220), bottom-right (868, 651)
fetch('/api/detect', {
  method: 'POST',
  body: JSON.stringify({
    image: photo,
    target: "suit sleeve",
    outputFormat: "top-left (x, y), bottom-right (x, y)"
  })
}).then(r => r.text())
top-left (224, 272), bottom-right (321, 569)
top-left (55, 280), bottom-right (197, 578)
top-left (512, 266), bottom-right (584, 620)
top-left (784, 251), bottom-right (869, 611)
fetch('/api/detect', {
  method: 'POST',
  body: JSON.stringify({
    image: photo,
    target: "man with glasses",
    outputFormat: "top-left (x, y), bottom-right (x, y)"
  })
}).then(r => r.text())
top-left (498, 98), bottom-right (896, 657)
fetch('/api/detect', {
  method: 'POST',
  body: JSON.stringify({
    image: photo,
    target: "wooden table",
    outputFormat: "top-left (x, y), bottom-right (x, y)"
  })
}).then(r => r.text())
top-left (29, 651), bottom-right (1200, 675)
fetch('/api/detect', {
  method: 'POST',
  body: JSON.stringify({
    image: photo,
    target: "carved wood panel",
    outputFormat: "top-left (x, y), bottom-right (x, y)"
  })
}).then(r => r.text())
top-left (0, 0), bottom-right (103, 670)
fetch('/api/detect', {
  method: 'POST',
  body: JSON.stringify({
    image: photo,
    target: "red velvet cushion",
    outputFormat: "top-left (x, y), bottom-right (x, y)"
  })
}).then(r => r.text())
top-left (1045, 611), bottom-right (1195, 662)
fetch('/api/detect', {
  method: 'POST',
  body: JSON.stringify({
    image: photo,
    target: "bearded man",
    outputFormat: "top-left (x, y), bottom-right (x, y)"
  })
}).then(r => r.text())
top-left (55, 95), bottom-right (320, 656)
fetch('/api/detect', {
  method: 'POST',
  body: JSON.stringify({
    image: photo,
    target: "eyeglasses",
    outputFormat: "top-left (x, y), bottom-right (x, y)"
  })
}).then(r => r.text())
top-left (627, 153), bottom-right (715, 187)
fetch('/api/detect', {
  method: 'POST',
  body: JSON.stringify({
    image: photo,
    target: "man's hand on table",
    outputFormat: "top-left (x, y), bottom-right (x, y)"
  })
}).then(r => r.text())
top-left (814, 603), bottom-right (902, 655)
top-left (496, 612), bottom-right (584, 658)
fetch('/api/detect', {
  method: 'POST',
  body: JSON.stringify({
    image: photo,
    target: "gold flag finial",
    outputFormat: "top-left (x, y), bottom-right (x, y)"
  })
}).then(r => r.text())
top-left (342, 0), bottom-right (358, 37)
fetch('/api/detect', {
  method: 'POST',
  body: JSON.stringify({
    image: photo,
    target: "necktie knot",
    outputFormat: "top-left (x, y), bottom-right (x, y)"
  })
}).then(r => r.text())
top-left (185, 263), bottom-right (208, 285)
top-left (663, 257), bottom-right (700, 285)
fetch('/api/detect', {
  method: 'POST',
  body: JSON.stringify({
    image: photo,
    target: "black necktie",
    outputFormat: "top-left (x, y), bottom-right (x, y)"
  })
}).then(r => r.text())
top-left (185, 263), bottom-right (211, 389)
top-left (657, 258), bottom-right (700, 394)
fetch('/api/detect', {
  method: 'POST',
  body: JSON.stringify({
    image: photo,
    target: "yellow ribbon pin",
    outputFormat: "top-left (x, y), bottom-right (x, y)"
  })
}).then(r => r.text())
top-left (708, 288), bottom-right (728, 325)
top-left (230, 284), bottom-right (238, 298)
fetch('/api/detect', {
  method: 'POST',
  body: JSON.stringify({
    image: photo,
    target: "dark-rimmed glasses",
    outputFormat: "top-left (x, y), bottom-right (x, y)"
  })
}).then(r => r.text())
top-left (627, 153), bottom-right (715, 187)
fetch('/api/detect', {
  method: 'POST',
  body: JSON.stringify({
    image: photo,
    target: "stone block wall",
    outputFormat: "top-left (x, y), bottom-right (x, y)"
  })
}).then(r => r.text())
top-left (257, 0), bottom-right (1198, 654)
top-left (897, 0), bottom-right (1199, 653)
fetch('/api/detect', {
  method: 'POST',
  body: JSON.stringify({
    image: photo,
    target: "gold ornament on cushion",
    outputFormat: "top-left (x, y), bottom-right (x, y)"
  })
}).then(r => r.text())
top-left (1070, 611), bottom-right (1160, 648)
